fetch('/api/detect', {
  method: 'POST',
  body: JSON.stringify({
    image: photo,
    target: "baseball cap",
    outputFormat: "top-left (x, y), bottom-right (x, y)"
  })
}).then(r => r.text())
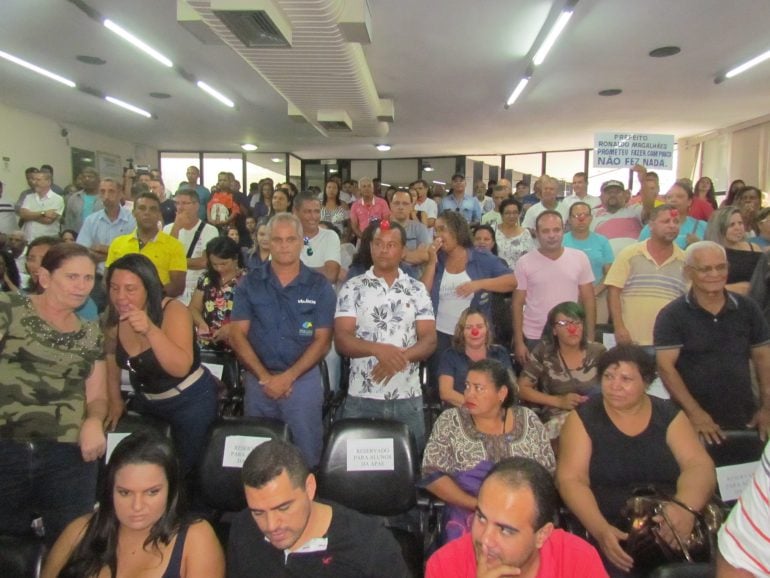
top-left (601, 180), bottom-right (625, 193)
top-left (451, 173), bottom-right (465, 182)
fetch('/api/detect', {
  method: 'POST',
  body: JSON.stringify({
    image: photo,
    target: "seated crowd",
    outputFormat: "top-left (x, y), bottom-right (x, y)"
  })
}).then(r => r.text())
top-left (3, 162), bottom-right (770, 578)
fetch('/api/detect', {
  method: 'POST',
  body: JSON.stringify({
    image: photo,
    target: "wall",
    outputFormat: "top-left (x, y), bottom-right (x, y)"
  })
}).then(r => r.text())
top-left (678, 113), bottom-right (770, 194)
top-left (0, 101), bottom-right (157, 202)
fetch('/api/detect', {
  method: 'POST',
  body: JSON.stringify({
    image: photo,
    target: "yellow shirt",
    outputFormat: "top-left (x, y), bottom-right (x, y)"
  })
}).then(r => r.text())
top-left (105, 230), bottom-right (187, 285)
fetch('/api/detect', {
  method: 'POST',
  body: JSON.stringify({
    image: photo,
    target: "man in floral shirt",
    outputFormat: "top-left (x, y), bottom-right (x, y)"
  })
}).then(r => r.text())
top-left (335, 220), bottom-right (437, 451)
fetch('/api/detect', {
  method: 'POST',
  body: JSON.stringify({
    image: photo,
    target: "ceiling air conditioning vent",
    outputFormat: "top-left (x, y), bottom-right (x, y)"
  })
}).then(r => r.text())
top-left (213, 10), bottom-right (290, 47)
top-left (317, 109), bottom-right (353, 132)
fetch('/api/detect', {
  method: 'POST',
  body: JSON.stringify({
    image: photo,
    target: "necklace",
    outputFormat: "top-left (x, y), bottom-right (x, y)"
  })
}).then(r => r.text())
top-left (558, 347), bottom-right (584, 392)
top-left (471, 407), bottom-right (508, 435)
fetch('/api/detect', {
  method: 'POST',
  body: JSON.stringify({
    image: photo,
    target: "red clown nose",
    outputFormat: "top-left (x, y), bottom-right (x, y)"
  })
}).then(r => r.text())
top-left (470, 328), bottom-right (481, 337)
top-left (567, 324), bottom-right (578, 335)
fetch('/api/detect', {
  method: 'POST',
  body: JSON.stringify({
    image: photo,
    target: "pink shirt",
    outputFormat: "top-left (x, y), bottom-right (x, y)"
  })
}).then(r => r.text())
top-left (514, 248), bottom-right (594, 340)
top-left (349, 196), bottom-right (390, 232)
top-left (425, 530), bottom-right (608, 578)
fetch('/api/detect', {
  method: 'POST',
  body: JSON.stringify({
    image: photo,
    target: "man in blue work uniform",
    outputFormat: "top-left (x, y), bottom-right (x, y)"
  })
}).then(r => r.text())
top-left (230, 212), bottom-right (335, 467)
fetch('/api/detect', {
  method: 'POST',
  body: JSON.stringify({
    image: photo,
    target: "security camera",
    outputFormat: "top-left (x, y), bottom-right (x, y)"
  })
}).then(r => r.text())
top-left (60, 128), bottom-right (69, 138)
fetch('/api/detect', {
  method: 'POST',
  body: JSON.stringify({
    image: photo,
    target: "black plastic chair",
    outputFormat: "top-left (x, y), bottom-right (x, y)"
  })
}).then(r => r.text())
top-left (0, 534), bottom-right (45, 578)
top-left (647, 562), bottom-right (715, 578)
top-left (316, 418), bottom-right (424, 576)
top-left (200, 349), bottom-right (243, 417)
top-left (198, 416), bottom-right (292, 514)
top-left (707, 429), bottom-right (764, 468)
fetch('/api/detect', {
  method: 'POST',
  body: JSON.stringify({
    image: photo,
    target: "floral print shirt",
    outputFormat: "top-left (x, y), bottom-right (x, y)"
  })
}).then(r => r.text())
top-left (335, 267), bottom-right (435, 399)
top-left (196, 269), bottom-right (245, 350)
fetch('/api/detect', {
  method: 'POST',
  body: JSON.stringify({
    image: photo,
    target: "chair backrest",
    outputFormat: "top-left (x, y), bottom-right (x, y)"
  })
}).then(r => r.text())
top-left (198, 416), bottom-right (292, 512)
top-left (0, 535), bottom-right (45, 578)
top-left (199, 349), bottom-right (241, 392)
top-left (316, 418), bottom-right (418, 516)
top-left (646, 562), bottom-right (714, 578)
top-left (707, 429), bottom-right (764, 467)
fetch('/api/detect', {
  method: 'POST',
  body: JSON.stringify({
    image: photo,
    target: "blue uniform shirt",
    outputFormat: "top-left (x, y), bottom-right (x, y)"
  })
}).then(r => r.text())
top-left (232, 262), bottom-right (335, 372)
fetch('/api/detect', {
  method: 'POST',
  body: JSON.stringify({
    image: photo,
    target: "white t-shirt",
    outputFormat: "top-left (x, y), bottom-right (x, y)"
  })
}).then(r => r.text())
top-left (436, 270), bottom-right (473, 335)
top-left (163, 220), bottom-right (220, 305)
top-left (415, 197), bottom-right (438, 221)
top-left (300, 227), bottom-right (341, 269)
top-left (21, 190), bottom-right (64, 241)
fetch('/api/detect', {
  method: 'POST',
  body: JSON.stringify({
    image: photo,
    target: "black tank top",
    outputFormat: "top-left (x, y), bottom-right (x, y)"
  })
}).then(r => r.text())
top-left (115, 302), bottom-right (201, 395)
top-left (577, 395), bottom-right (681, 526)
top-left (160, 525), bottom-right (188, 578)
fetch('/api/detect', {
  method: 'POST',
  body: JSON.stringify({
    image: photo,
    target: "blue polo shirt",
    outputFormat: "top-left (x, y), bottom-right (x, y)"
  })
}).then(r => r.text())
top-left (231, 262), bottom-right (335, 372)
top-left (440, 194), bottom-right (482, 223)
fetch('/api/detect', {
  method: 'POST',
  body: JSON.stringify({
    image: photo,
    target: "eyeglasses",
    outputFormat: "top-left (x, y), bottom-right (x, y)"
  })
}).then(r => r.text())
top-left (554, 319), bottom-right (582, 328)
top-left (303, 236), bottom-right (314, 256)
top-left (689, 263), bottom-right (727, 274)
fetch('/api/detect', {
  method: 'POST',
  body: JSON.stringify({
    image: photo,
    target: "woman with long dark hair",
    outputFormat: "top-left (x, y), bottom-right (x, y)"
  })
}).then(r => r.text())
top-left (189, 236), bottom-right (245, 351)
top-left (320, 179), bottom-right (349, 229)
top-left (104, 254), bottom-right (218, 475)
top-left (42, 431), bottom-right (224, 578)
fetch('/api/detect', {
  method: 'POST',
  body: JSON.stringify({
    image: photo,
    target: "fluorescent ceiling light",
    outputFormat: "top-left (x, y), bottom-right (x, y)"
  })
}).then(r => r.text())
top-left (432, 180), bottom-right (446, 185)
top-left (103, 19), bottom-right (173, 68)
top-left (375, 144), bottom-right (391, 152)
top-left (105, 96), bottom-right (152, 118)
top-left (197, 81), bottom-right (235, 108)
top-left (423, 165), bottom-right (435, 172)
top-left (505, 77), bottom-right (530, 107)
top-left (532, 9), bottom-right (573, 66)
top-left (0, 50), bottom-right (76, 88)
top-left (725, 49), bottom-right (770, 79)
top-left (241, 143), bottom-right (258, 151)
top-left (271, 157), bottom-right (283, 163)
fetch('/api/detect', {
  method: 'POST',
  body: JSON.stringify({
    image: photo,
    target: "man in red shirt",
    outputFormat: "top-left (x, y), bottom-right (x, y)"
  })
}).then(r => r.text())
top-left (349, 177), bottom-right (390, 238)
top-left (426, 457), bottom-right (608, 578)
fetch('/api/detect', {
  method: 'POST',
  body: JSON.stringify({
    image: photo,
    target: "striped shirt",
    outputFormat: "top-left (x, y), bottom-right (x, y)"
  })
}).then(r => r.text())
top-left (719, 443), bottom-right (770, 576)
top-left (604, 241), bottom-right (686, 346)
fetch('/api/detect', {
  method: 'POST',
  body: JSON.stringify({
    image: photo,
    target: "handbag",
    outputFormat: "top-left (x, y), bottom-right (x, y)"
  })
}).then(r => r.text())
top-left (620, 486), bottom-right (727, 570)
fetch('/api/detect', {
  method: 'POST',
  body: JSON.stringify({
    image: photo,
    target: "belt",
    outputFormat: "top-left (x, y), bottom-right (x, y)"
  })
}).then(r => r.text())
top-left (141, 367), bottom-right (204, 400)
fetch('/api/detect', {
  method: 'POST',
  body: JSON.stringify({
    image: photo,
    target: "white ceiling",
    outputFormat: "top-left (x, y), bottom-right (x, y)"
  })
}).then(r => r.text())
top-left (1, 0), bottom-right (769, 160)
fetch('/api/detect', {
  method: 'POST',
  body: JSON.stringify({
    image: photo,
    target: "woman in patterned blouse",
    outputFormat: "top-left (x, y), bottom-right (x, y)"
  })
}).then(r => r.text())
top-left (422, 358), bottom-right (554, 544)
top-left (189, 236), bottom-right (245, 351)
top-left (517, 301), bottom-right (605, 443)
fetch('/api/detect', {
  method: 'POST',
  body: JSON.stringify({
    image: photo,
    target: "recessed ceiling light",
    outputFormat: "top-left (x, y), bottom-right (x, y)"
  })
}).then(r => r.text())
top-left (76, 55), bottom-right (106, 65)
top-left (375, 144), bottom-right (391, 152)
top-left (598, 88), bottom-right (622, 96)
top-left (241, 144), bottom-right (258, 151)
top-left (649, 46), bottom-right (681, 58)
top-left (149, 92), bottom-right (171, 99)
top-left (271, 157), bottom-right (283, 163)
top-left (423, 165), bottom-right (435, 172)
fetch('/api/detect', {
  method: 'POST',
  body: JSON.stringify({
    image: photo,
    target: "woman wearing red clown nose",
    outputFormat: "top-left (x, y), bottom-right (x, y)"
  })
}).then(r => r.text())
top-left (437, 308), bottom-right (514, 408)
top-left (518, 301), bottom-right (606, 449)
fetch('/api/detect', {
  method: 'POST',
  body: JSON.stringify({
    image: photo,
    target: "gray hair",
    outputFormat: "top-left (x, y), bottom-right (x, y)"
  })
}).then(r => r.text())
top-left (267, 212), bottom-right (302, 238)
top-left (359, 177), bottom-right (373, 187)
top-left (684, 240), bottom-right (726, 267)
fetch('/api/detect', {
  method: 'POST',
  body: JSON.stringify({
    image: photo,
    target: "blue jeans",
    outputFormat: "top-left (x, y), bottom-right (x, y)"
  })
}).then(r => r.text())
top-left (131, 369), bottom-right (218, 475)
top-left (243, 367), bottom-right (324, 468)
top-left (342, 395), bottom-right (426, 455)
top-left (0, 440), bottom-right (97, 545)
